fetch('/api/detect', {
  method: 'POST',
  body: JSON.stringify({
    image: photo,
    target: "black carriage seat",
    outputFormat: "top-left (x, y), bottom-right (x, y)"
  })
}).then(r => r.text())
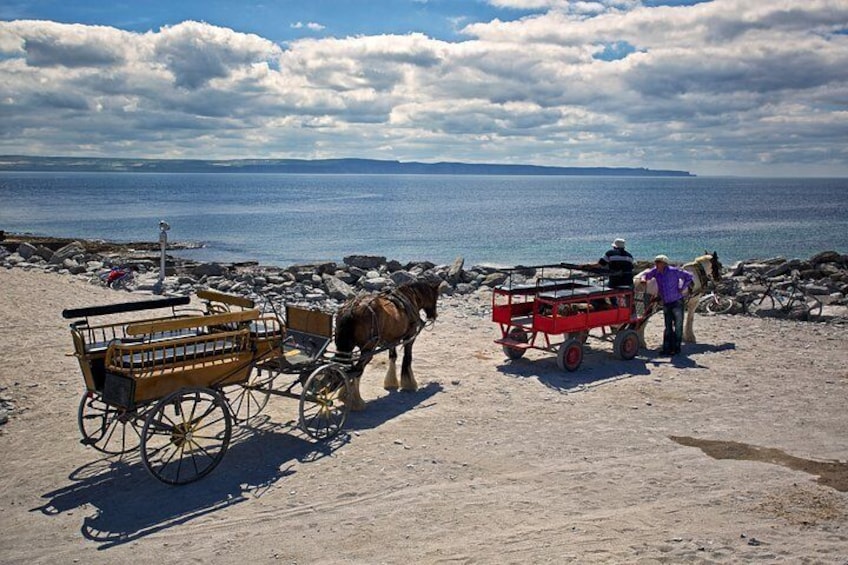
top-left (537, 285), bottom-right (608, 300)
top-left (248, 318), bottom-right (285, 340)
top-left (496, 279), bottom-right (595, 296)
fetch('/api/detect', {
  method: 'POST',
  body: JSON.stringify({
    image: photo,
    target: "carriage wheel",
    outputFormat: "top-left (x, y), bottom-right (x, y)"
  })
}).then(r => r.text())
top-left (613, 329), bottom-right (640, 360)
top-left (77, 392), bottom-right (142, 455)
top-left (502, 328), bottom-right (528, 360)
top-left (222, 367), bottom-right (273, 424)
top-left (141, 388), bottom-right (232, 485)
top-left (299, 364), bottom-right (351, 440)
top-left (556, 338), bottom-right (583, 372)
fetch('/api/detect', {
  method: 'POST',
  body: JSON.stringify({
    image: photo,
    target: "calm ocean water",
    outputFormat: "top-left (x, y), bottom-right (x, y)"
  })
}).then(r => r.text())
top-left (1, 172), bottom-right (846, 268)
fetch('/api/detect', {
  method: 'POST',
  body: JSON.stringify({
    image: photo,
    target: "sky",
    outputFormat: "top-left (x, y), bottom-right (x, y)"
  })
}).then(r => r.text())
top-left (0, 0), bottom-right (846, 177)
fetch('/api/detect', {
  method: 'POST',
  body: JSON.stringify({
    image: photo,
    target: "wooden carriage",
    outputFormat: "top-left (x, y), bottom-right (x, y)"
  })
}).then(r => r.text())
top-left (64, 290), bottom-right (348, 485)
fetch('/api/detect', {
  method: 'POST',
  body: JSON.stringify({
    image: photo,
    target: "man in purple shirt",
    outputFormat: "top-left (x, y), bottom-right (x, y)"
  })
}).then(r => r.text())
top-left (639, 255), bottom-right (694, 355)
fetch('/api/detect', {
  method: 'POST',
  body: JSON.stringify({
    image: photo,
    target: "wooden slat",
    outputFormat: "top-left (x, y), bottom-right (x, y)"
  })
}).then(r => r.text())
top-left (126, 309), bottom-right (259, 336)
top-left (196, 289), bottom-right (255, 309)
top-left (286, 306), bottom-right (333, 338)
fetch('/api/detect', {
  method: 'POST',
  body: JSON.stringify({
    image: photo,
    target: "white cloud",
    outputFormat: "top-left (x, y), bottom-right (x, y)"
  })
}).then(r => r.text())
top-left (1, 0), bottom-right (847, 175)
top-left (290, 21), bottom-right (326, 31)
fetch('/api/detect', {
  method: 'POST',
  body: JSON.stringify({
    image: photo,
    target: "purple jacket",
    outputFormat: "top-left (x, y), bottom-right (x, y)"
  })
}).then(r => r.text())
top-left (643, 266), bottom-right (694, 304)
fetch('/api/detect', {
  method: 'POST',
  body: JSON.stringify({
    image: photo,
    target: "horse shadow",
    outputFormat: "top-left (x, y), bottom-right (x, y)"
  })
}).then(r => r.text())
top-left (32, 417), bottom-right (348, 550)
top-left (345, 381), bottom-right (443, 431)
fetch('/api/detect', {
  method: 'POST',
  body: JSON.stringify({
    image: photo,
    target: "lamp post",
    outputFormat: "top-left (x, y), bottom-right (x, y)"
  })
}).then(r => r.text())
top-left (153, 220), bottom-right (170, 295)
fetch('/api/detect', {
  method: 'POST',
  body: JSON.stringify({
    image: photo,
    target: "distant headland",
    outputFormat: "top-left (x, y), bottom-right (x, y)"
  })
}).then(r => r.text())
top-left (0, 155), bottom-right (695, 177)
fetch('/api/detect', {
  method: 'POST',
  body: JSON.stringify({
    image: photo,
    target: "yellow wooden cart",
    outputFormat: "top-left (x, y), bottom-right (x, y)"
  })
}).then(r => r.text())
top-left (64, 291), bottom-right (349, 485)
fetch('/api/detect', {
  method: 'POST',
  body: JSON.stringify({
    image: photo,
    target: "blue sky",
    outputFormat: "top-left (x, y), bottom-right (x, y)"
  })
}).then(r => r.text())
top-left (1, 0), bottom-right (846, 176)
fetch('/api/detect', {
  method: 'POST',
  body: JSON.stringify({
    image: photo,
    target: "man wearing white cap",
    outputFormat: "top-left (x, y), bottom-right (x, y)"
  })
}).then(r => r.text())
top-left (639, 254), bottom-right (694, 355)
top-left (598, 238), bottom-right (635, 288)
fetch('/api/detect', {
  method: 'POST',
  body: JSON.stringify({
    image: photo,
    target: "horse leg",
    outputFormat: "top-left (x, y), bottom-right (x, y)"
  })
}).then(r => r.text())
top-left (384, 347), bottom-right (400, 390)
top-left (400, 341), bottom-right (418, 392)
top-left (683, 297), bottom-right (698, 343)
top-left (635, 322), bottom-right (648, 348)
top-left (347, 375), bottom-right (367, 411)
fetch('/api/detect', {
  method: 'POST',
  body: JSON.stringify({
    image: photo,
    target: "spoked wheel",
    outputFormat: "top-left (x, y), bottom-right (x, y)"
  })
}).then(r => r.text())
top-left (803, 294), bottom-right (823, 320)
top-left (705, 295), bottom-right (734, 314)
top-left (223, 367), bottom-right (274, 424)
top-left (613, 329), bottom-right (640, 360)
top-left (77, 392), bottom-right (142, 455)
top-left (299, 364), bottom-right (351, 440)
top-left (785, 292), bottom-right (823, 321)
top-left (141, 388), bottom-right (232, 485)
top-left (556, 338), bottom-right (583, 372)
top-left (502, 328), bottom-right (528, 360)
top-left (745, 292), bottom-right (775, 316)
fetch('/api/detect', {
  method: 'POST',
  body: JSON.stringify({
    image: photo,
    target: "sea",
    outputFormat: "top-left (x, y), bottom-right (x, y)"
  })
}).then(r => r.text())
top-left (1, 172), bottom-right (846, 268)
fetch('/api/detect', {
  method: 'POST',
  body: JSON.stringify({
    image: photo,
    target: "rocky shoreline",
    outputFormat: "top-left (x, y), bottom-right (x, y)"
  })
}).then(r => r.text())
top-left (1, 233), bottom-right (846, 322)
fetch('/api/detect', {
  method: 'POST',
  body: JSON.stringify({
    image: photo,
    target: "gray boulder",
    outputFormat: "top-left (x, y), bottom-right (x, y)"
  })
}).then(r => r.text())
top-left (344, 255), bottom-right (386, 270)
top-left (49, 241), bottom-right (85, 264)
top-left (16, 242), bottom-right (37, 260)
top-left (324, 275), bottom-right (356, 300)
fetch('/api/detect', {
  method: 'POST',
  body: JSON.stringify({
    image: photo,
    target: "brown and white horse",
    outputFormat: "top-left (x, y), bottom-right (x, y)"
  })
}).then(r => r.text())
top-left (634, 251), bottom-right (723, 346)
top-left (334, 280), bottom-right (440, 410)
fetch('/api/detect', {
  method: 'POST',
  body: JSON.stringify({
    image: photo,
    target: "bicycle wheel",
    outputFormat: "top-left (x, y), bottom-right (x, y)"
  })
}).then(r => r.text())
top-left (746, 292), bottom-right (775, 316)
top-left (803, 294), bottom-right (823, 320)
top-left (705, 295), bottom-right (734, 315)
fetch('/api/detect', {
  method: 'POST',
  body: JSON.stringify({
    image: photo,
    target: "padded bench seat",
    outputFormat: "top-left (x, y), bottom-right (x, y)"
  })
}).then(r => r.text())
top-left (85, 329), bottom-right (200, 354)
top-left (537, 286), bottom-right (609, 300)
top-left (496, 279), bottom-right (595, 296)
top-left (118, 337), bottom-right (240, 369)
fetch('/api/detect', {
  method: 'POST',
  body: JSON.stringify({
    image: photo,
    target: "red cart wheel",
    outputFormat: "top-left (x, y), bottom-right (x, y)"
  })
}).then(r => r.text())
top-left (557, 338), bottom-right (583, 372)
top-left (613, 329), bottom-right (640, 360)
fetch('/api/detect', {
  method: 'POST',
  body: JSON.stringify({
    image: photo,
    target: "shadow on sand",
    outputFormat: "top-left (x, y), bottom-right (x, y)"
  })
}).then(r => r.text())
top-left (497, 341), bottom-right (736, 392)
top-left (33, 384), bottom-right (442, 550)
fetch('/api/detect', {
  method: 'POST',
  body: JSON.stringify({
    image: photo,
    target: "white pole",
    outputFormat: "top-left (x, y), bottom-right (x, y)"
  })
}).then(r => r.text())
top-left (154, 220), bottom-right (170, 294)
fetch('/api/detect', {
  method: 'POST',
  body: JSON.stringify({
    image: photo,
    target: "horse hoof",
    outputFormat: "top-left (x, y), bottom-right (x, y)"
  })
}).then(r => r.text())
top-left (384, 384), bottom-right (399, 391)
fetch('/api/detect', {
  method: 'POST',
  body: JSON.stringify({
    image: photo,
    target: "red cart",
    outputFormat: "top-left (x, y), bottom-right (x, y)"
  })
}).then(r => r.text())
top-left (492, 263), bottom-right (656, 371)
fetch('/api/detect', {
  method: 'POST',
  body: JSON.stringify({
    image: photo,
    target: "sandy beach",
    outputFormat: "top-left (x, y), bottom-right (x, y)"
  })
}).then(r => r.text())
top-left (1, 266), bottom-right (847, 564)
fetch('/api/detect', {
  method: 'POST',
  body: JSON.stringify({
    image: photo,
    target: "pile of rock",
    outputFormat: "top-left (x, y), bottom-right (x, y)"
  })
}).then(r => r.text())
top-left (0, 239), bottom-right (508, 311)
top-left (2, 236), bottom-right (846, 321)
top-left (714, 251), bottom-right (848, 320)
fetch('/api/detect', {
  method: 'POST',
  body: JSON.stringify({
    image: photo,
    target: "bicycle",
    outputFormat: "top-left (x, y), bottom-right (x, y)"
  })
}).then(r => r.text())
top-left (695, 282), bottom-right (735, 315)
top-left (98, 265), bottom-right (135, 290)
top-left (740, 272), bottom-right (822, 320)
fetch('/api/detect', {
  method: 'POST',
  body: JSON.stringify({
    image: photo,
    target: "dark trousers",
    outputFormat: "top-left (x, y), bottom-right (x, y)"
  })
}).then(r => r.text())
top-left (662, 299), bottom-right (684, 353)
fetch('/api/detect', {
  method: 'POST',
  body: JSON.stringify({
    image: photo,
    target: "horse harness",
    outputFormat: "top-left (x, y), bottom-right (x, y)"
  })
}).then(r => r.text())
top-left (692, 260), bottom-right (710, 290)
top-left (359, 287), bottom-right (426, 351)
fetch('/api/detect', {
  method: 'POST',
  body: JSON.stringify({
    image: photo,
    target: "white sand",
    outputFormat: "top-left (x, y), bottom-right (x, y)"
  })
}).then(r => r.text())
top-left (1, 267), bottom-right (847, 564)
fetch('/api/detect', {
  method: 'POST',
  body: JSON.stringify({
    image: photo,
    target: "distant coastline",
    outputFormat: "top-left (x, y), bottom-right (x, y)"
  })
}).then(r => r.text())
top-left (0, 155), bottom-right (695, 177)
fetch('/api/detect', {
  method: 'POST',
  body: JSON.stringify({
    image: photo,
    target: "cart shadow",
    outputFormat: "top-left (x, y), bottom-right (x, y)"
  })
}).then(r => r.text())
top-left (33, 417), bottom-right (348, 550)
top-left (497, 342), bottom-right (735, 392)
top-left (346, 382), bottom-right (443, 431)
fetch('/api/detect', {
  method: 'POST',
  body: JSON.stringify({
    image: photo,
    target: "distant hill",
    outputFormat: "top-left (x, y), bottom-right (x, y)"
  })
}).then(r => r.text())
top-left (0, 155), bottom-right (695, 177)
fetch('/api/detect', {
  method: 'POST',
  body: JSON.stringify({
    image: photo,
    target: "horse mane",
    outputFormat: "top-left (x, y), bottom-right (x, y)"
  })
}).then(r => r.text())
top-left (688, 253), bottom-right (713, 265)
